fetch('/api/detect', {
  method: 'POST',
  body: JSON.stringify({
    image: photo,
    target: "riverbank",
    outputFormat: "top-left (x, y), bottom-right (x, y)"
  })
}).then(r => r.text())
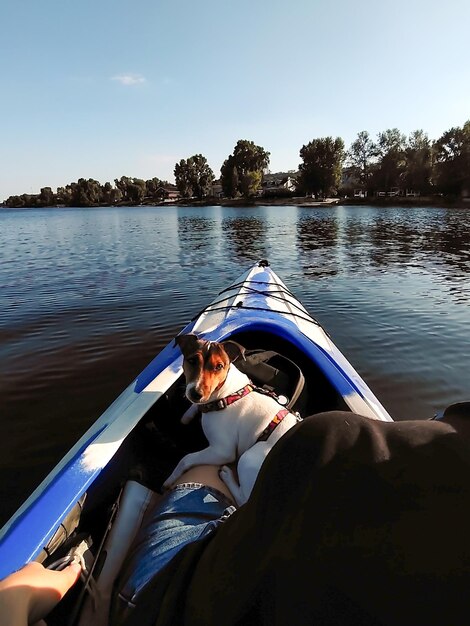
top-left (2, 195), bottom-right (469, 210)
top-left (164, 195), bottom-right (470, 209)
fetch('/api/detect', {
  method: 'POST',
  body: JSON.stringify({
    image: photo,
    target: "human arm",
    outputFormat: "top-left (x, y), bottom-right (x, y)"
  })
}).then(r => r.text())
top-left (0, 561), bottom-right (81, 626)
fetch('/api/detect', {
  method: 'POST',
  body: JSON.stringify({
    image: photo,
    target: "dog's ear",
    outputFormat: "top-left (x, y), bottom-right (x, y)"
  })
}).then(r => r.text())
top-left (175, 333), bottom-right (200, 355)
top-left (222, 340), bottom-right (246, 363)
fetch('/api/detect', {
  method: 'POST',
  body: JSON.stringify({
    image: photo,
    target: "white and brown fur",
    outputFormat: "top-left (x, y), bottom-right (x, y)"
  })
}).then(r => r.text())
top-left (163, 334), bottom-right (299, 505)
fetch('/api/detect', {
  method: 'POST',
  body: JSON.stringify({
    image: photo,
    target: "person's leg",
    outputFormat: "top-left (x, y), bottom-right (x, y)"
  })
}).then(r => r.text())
top-left (111, 465), bottom-right (236, 624)
top-left (181, 412), bottom-right (470, 626)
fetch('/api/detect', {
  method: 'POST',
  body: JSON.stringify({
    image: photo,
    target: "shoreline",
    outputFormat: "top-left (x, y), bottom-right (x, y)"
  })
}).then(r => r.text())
top-left (2, 196), bottom-right (469, 210)
top-left (146, 195), bottom-right (470, 209)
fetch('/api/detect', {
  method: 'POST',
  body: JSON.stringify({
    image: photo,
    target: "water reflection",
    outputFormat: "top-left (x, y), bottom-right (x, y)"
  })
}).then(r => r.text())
top-left (296, 215), bottom-right (339, 277)
top-left (339, 209), bottom-right (470, 279)
top-left (428, 211), bottom-right (470, 275)
top-left (368, 219), bottom-right (416, 267)
top-left (177, 216), bottom-right (215, 252)
top-left (222, 216), bottom-right (267, 262)
top-left (1, 204), bottom-right (470, 526)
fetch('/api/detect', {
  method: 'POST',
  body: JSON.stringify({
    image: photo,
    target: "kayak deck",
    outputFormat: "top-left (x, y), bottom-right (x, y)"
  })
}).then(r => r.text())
top-left (0, 262), bottom-right (392, 581)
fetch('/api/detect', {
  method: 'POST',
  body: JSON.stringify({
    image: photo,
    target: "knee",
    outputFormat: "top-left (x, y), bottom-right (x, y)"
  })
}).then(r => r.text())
top-left (261, 411), bottom-right (365, 473)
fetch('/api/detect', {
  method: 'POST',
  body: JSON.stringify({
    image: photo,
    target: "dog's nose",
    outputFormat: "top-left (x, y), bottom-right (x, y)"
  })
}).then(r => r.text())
top-left (189, 388), bottom-right (203, 402)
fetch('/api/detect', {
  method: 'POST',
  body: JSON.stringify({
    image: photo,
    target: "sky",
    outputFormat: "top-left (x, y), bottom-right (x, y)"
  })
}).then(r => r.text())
top-left (1, 0), bottom-right (469, 200)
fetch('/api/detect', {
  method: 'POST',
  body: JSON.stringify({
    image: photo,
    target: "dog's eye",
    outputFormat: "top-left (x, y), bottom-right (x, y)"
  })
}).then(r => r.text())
top-left (187, 357), bottom-right (198, 366)
top-left (214, 363), bottom-right (224, 371)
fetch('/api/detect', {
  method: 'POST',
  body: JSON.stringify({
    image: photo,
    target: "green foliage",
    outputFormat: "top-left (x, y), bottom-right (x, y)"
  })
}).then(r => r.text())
top-left (5, 195), bottom-right (28, 208)
top-left (220, 140), bottom-right (270, 198)
top-left (230, 166), bottom-right (239, 197)
top-left (371, 128), bottom-right (406, 191)
top-left (220, 156), bottom-right (235, 197)
top-left (114, 176), bottom-right (133, 202)
top-left (232, 140), bottom-right (270, 174)
top-left (434, 121), bottom-right (470, 196)
top-left (146, 177), bottom-right (168, 201)
top-left (39, 187), bottom-right (55, 206)
top-left (127, 178), bottom-right (146, 204)
top-left (297, 137), bottom-right (345, 197)
top-left (347, 131), bottom-right (376, 187)
top-left (67, 178), bottom-right (102, 206)
top-left (55, 187), bottom-right (70, 204)
top-left (174, 154), bottom-right (214, 199)
top-left (109, 186), bottom-right (123, 204)
top-left (404, 130), bottom-right (433, 192)
top-left (220, 156), bottom-right (238, 197)
top-left (174, 160), bottom-right (193, 198)
top-left (239, 170), bottom-right (262, 198)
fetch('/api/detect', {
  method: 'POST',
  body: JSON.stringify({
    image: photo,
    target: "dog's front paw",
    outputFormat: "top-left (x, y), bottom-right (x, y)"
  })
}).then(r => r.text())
top-left (219, 465), bottom-right (233, 483)
top-left (181, 404), bottom-right (199, 424)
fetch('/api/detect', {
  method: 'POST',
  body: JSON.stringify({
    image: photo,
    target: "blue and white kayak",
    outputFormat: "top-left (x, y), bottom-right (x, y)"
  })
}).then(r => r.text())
top-left (0, 261), bottom-right (392, 580)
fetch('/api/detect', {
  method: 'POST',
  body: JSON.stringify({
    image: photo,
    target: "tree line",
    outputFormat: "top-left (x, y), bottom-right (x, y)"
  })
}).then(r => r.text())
top-left (5, 176), bottom-right (171, 208)
top-left (344, 123), bottom-right (470, 198)
top-left (4, 120), bottom-right (469, 207)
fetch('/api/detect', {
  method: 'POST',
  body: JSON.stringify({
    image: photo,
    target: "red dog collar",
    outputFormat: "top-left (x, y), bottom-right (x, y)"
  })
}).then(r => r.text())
top-left (199, 384), bottom-right (255, 413)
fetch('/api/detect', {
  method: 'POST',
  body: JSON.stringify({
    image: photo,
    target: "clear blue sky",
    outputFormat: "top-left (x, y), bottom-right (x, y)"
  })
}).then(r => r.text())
top-left (1, 0), bottom-right (469, 200)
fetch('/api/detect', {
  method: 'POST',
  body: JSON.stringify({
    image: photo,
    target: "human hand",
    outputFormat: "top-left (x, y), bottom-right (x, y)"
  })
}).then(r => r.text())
top-left (0, 561), bottom-right (81, 626)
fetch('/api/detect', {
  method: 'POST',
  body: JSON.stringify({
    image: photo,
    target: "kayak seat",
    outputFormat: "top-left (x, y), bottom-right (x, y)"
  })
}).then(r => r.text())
top-left (236, 349), bottom-right (305, 412)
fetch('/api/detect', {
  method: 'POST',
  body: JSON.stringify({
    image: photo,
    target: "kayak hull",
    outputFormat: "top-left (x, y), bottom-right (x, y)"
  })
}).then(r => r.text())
top-left (0, 263), bottom-right (392, 579)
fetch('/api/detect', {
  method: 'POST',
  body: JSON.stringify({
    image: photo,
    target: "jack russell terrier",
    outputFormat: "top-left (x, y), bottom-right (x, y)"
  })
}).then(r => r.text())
top-left (163, 333), bottom-right (301, 505)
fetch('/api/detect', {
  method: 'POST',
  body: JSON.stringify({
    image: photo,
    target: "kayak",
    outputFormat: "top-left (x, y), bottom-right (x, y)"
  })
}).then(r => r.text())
top-left (0, 260), bottom-right (392, 584)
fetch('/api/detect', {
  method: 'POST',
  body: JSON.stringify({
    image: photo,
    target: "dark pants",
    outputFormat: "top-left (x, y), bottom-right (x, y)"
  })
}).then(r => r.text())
top-left (121, 412), bottom-right (470, 626)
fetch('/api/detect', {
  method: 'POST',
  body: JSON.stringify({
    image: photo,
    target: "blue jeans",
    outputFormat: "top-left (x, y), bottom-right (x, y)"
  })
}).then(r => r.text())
top-left (113, 483), bottom-right (236, 621)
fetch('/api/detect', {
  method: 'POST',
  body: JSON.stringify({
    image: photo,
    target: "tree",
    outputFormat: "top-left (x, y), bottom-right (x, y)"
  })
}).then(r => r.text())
top-left (5, 195), bottom-right (26, 208)
top-left (239, 170), bottom-right (262, 198)
top-left (371, 128), bottom-right (406, 191)
top-left (146, 177), bottom-right (164, 201)
top-left (297, 137), bottom-right (345, 197)
top-left (114, 176), bottom-right (133, 202)
top-left (68, 178), bottom-right (101, 206)
top-left (100, 182), bottom-right (113, 204)
top-left (220, 156), bottom-right (237, 197)
top-left (174, 154), bottom-right (215, 199)
top-left (220, 140), bottom-right (270, 198)
top-left (433, 121), bottom-right (470, 196)
top-left (347, 131), bottom-right (376, 187)
top-left (230, 166), bottom-right (239, 197)
top-left (39, 187), bottom-right (55, 206)
top-left (100, 182), bottom-right (123, 204)
top-left (109, 187), bottom-right (123, 204)
top-left (127, 178), bottom-right (146, 203)
top-left (56, 187), bottom-right (72, 205)
top-left (404, 130), bottom-right (433, 193)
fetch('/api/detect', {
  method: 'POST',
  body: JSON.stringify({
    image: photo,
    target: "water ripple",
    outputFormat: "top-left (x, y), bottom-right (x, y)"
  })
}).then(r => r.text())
top-left (1, 204), bottom-right (470, 524)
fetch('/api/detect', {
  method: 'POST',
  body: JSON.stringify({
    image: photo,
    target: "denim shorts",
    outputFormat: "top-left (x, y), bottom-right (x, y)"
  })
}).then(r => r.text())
top-left (113, 483), bottom-right (236, 619)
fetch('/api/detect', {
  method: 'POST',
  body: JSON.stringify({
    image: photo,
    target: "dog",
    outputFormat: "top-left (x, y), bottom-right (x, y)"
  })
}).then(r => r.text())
top-left (163, 333), bottom-right (300, 505)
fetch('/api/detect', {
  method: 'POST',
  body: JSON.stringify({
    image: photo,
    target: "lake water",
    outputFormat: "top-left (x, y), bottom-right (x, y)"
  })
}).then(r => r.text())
top-left (1, 204), bottom-right (469, 525)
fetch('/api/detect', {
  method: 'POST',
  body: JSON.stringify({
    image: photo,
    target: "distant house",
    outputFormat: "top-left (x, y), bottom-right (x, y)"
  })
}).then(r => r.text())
top-left (376, 187), bottom-right (403, 198)
top-left (155, 184), bottom-right (180, 201)
top-left (211, 179), bottom-right (223, 198)
top-left (262, 172), bottom-right (297, 196)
